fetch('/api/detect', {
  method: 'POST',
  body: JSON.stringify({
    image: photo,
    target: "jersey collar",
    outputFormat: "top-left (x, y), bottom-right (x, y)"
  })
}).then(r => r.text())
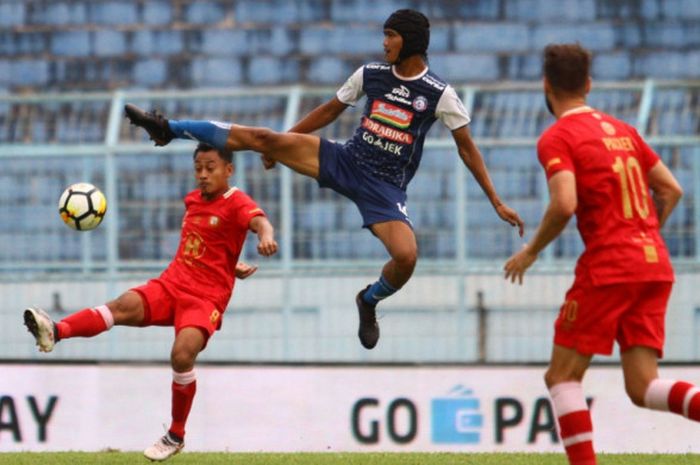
top-left (391, 65), bottom-right (429, 81)
top-left (560, 105), bottom-right (594, 118)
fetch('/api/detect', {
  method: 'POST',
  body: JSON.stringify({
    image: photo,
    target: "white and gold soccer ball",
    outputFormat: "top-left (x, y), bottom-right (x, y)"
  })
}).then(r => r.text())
top-left (58, 182), bottom-right (108, 231)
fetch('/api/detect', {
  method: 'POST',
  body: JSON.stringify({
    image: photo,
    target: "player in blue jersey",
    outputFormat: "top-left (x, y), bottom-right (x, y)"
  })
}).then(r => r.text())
top-left (126, 9), bottom-right (524, 350)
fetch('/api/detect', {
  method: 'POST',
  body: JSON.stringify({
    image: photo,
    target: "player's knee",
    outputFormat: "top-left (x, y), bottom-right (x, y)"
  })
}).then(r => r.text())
top-left (170, 348), bottom-right (196, 372)
top-left (106, 293), bottom-right (139, 325)
top-left (544, 368), bottom-right (576, 388)
top-left (393, 246), bottom-right (417, 271)
top-left (625, 382), bottom-right (648, 407)
top-left (251, 127), bottom-right (280, 152)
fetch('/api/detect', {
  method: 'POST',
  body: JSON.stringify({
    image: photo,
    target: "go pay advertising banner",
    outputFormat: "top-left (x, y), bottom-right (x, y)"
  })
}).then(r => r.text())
top-left (1, 364), bottom-right (698, 452)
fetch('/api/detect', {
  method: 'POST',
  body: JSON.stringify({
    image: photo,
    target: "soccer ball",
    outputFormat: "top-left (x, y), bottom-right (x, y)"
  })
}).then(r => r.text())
top-left (58, 182), bottom-right (108, 231)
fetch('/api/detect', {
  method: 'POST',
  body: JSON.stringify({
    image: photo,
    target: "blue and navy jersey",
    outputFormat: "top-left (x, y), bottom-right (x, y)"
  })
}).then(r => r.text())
top-left (337, 62), bottom-right (470, 190)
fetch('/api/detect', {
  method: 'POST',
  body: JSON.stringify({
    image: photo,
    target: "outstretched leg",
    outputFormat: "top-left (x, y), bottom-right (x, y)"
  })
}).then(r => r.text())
top-left (23, 291), bottom-right (144, 352)
top-left (124, 104), bottom-right (321, 178)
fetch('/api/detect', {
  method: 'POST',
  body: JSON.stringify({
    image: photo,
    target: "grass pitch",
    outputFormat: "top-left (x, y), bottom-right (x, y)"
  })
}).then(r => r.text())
top-left (0, 452), bottom-right (699, 464)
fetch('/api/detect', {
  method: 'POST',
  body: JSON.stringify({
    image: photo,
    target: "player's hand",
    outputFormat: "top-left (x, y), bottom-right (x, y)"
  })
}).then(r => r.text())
top-left (257, 235), bottom-right (278, 257)
top-left (261, 153), bottom-right (277, 170)
top-left (235, 261), bottom-right (258, 279)
top-left (503, 245), bottom-right (538, 285)
top-left (496, 203), bottom-right (525, 237)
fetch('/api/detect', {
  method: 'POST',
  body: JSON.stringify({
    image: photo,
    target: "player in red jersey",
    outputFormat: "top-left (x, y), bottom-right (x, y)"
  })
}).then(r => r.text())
top-left (23, 143), bottom-right (277, 462)
top-left (503, 44), bottom-right (693, 465)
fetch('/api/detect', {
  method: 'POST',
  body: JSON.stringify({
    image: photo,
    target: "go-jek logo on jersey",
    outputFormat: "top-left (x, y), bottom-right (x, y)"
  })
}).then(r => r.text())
top-left (431, 385), bottom-right (483, 444)
top-left (370, 100), bottom-right (413, 129)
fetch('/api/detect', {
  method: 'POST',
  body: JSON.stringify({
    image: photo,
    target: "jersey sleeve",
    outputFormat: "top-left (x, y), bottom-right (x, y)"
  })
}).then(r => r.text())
top-left (629, 126), bottom-right (661, 171)
top-left (232, 191), bottom-right (266, 230)
top-left (537, 129), bottom-right (575, 179)
top-left (435, 85), bottom-right (471, 131)
top-left (336, 66), bottom-right (365, 106)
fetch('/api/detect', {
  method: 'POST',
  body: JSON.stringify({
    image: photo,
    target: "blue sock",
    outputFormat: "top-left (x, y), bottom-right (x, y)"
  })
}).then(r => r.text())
top-left (362, 275), bottom-right (398, 306)
top-left (168, 120), bottom-right (231, 151)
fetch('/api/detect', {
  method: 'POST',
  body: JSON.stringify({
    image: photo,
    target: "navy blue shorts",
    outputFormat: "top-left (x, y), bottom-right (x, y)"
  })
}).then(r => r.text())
top-left (317, 138), bottom-right (412, 229)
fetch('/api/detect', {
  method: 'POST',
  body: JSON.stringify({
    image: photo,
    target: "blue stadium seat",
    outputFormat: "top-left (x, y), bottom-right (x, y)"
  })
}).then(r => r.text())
top-left (454, 23), bottom-right (529, 53)
top-left (506, 0), bottom-right (596, 22)
top-left (191, 58), bottom-right (243, 86)
top-left (246, 28), bottom-right (295, 56)
top-left (248, 57), bottom-right (300, 85)
top-left (307, 58), bottom-right (352, 85)
top-left (0, 3), bottom-right (24, 27)
top-left (94, 30), bottom-right (126, 56)
top-left (51, 31), bottom-right (90, 57)
top-left (430, 53), bottom-right (499, 82)
top-left (28, 3), bottom-right (81, 25)
top-left (200, 30), bottom-right (248, 56)
top-left (142, 1), bottom-right (171, 25)
top-left (593, 52), bottom-right (633, 80)
top-left (184, 2), bottom-right (226, 24)
top-left (132, 31), bottom-right (183, 56)
top-left (88, 2), bottom-right (138, 25)
top-left (133, 59), bottom-right (167, 87)
top-left (330, 0), bottom-right (404, 23)
top-left (10, 60), bottom-right (49, 86)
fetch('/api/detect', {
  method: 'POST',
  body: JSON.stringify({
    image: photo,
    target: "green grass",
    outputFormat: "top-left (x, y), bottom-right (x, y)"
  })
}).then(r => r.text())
top-left (1, 453), bottom-right (699, 465)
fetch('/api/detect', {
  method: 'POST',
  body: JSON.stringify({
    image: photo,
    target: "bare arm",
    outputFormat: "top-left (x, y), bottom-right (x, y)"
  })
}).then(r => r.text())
top-left (289, 97), bottom-right (349, 134)
top-left (504, 171), bottom-right (576, 284)
top-left (451, 126), bottom-right (524, 236)
top-left (249, 216), bottom-right (278, 257)
top-left (647, 160), bottom-right (683, 228)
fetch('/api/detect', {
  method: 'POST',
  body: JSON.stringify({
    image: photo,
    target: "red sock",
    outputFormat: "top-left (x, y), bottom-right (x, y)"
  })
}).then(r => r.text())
top-left (56, 305), bottom-right (114, 340)
top-left (169, 370), bottom-right (197, 440)
top-left (550, 382), bottom-right (596, 465)
top-left (645, 379), bottom-right (700, 421)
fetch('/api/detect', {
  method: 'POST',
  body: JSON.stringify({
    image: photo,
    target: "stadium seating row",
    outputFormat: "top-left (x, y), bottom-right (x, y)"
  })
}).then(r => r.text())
top-left (2, 0), bottom-right (700, 91)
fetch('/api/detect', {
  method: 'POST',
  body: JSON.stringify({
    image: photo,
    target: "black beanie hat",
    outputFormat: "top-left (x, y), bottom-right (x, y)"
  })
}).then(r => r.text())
top-left (383, 9), bottom-right (430, 61)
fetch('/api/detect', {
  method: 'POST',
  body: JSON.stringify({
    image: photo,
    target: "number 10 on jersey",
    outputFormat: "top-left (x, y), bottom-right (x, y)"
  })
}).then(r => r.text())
top-left (612, 155), bottom-right (650, 220)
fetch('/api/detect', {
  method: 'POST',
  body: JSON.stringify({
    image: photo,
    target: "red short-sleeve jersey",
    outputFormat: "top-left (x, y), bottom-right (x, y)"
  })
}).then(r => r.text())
top-left (537, 107), bottom-right (674, 285)
top-left (160, 187), bottom-right (266, 310)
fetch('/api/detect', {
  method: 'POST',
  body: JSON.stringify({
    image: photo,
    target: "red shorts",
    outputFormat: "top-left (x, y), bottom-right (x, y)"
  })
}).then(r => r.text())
top-left (554, 274), bottom-right (672, 357)
top-left (131, 278), bottom-right (223, 347)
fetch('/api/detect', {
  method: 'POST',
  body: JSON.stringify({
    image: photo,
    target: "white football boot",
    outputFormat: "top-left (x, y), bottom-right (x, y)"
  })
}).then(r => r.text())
top-left (23, 307), bottom-right (56, 353)
top-left (144, 433), bottom-right (184, 461)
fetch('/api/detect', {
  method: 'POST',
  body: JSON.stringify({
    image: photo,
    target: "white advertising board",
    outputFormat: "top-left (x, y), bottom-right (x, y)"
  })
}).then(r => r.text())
top-left (1, 364), bottom-right (699, 452)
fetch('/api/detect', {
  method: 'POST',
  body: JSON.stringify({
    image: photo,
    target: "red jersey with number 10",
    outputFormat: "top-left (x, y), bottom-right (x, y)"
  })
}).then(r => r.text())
top-left (159, 187), bottom-right (266, 311)
top-left (537, 107), bottom-right (674, 285)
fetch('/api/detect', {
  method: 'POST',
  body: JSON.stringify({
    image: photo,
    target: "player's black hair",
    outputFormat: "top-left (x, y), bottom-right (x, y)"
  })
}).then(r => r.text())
top-left (192, 142), bottom-right (233, 163)
top-left (383, 9), bottom-right (430, 62)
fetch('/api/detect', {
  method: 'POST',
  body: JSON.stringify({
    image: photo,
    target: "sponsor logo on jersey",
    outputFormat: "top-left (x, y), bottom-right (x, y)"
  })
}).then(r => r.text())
top-left (209, 216), bottom-right (220, 227)
top-left (362, 117), bottom-right (414, 144)
top-left (601, 121), bottom-right (616, 136)
top-left (383, 92), bottom-right (413, 105)
top-left (366, 63), bottom-right (391, 70)
top-left (422, 73), bottom-right (446, 91)
top-left (361, 131), bottom-right (404, 156)
top-left (210, 309), bottom-right (221, 325)
top-left (412, 95), bottom-right (428, 112)
top-left (181, 231), bottom-right (206, 265)
top-left (370, 100), bottom-right (413, 129)
top-left (392, 85), bottom-right (411, 98)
